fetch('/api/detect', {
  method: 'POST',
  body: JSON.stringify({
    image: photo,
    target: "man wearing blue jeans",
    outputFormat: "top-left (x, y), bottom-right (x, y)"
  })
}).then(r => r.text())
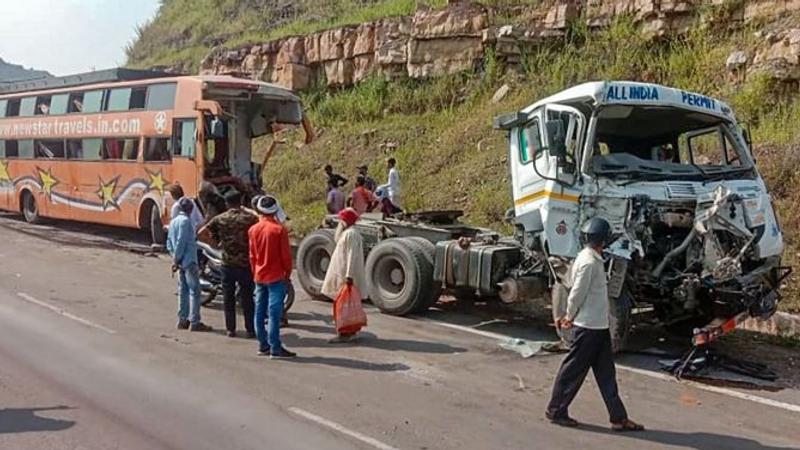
top-left (248, 195), bottom-right (296, 359)
top-left (167, 198), bottom-right (212, 332)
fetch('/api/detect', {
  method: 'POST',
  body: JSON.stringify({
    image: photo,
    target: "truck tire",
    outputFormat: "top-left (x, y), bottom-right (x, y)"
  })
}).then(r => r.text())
top-left (403, 237), bottom-right (442, 308)
top-left (296, 229), bottom-right (336, 300)
top-left (550, 281), bottom-right (632, 353)
top-left (366, 238), bottom-right (435, 315)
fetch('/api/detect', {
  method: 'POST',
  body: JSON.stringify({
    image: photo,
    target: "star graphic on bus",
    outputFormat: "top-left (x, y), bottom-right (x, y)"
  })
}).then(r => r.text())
top-left (36, 167), bottom-right (59, 199)
top-left (0, 160), bottom-right (10, 184)
top-left (96, 176), bottom-right (120, 211)
top-left (146, 169), bottom-right (168, 196)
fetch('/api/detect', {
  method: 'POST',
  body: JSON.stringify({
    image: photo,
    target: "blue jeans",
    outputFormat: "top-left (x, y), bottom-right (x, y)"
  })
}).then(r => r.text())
top-left (254, 281), bottom-right (286, 351)
top-left (177, 263), bottom-right (202, 324)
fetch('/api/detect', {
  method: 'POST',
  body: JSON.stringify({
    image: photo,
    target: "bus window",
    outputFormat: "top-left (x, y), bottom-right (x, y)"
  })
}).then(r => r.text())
top-left (6, 99), bottom-right (21, 117)
top-left (66, 139), bottom-right (82, 159)
top-left (35, 96), bottom-right (52, 115)
top-left (20, 97), bottom-right (36, 117)
top-left (83, 90), bottom-right (104, 113)
top-left (68, 93), bottom-right (84, 113)
top-left (50, 94), bottom-right (69, 115)
top-left (82, 138), bottom-right (102, 160)
top-left (35, 140), bottom-right (65, 159)
top-left (19, 140), bottom-right (34, 158)
top-left (144, 137), bottom-right (172, 162)
top-left (174, 119), bottom-right (197, 157)
top-left (0, 140), bottom-right (4, 157)
top-left (130, 87), bottom-right (147, 109)
top-left (146, 83), bottom-right (177, 110)
top-left (103, 138), bottom-right (139, 161)
top-left (0, 100), bottom-right (6, 117)
top-left (4, 141), bottom-right (19, 158)
top-left (108, 88), bottom-right (132, 112)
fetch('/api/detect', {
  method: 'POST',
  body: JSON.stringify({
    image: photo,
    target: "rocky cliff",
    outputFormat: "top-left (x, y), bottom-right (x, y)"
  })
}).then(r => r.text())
top-left (198, 0), bottom-right (800, 90)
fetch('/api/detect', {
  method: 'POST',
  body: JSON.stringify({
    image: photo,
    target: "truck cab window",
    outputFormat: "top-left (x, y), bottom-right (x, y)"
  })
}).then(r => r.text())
top-left (519, 119), bottom-right (542, 164)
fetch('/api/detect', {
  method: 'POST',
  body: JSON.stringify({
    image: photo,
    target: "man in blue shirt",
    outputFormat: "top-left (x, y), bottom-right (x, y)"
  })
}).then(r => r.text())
top-left (167, 198), bottom-right (212, 332)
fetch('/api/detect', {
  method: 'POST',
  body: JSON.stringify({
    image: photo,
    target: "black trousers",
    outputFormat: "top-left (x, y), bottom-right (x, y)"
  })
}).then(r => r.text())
top-left (221, 265), bottom-right (255, 333)
top-left (546, 327), bottom-right (628, 423)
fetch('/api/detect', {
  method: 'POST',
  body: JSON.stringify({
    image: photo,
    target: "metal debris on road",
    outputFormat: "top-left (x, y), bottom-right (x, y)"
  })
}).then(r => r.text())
top-left (498, 338), bottom-right (555, 358)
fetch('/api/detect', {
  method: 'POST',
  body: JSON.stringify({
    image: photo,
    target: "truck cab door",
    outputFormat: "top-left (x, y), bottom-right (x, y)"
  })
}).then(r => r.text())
top-left (510, 108), bottom-right (546, 233)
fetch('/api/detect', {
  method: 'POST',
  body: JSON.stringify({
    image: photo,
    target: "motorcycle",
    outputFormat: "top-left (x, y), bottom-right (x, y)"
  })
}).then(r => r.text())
top-left (197, 241), bottom-right (295, 314)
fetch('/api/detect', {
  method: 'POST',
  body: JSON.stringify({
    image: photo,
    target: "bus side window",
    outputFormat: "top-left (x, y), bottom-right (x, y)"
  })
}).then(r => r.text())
top-left (50, 94), bottom-right (69, 115)
top-left (107, 88), bottom-right (132, 112)
top-left (67, 93), bottom-right (84, 113)
top-left (20, 97), bottom-right (36, 117)
top-left (83, 90), bottom-right (104, 113)
top-left (130, 87), bottom-right (147, 110)
top-left (0, 100), bottom-right (7, 118)
top-left (35, 140), bottom-right (65, 158)
top-left (4, 140), bottom-right (19, 158)
top-left (82, 138), bottom-right (102, 160)
top-left (0, 140), bottom-right (4, 157)
top-left (144, 137), bottom-right (172, 162)
top-left (174, 120), bottom-right (197, 158)
top-left (146, 83), bottom-right (177, 110)
top-left (34, 96), bottom-right (52, 115)
top-left (66, 139), bottom-right (82, 159)
top-left (6, 99), bottom-right (21, 117)
top-left (19, 140), bottom-right (34, 158)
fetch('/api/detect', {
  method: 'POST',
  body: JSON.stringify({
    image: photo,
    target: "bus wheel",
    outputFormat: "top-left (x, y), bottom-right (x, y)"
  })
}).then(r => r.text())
top-left (149, 204), bottom-right (166, 245)
top-left (21, 191), bottom-right (41, 224)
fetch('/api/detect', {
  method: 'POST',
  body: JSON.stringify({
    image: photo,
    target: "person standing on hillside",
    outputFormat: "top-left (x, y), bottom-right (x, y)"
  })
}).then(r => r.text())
top-left (357, 165), bottom-right (377, 192)
top-left (545, 217), bottom-right (644, 432)
top-left (249, 195), bottom-right (296, 359)
top-left (349, 176), bottom-right (377, 214)
top-left (198, 190), bottom-right (258, 338)
top-left (324, 165), bottom-right (348, 192)
top-left (326, 180), bottom-right (346, 214)
top-left (166, 198), bottom-right (212, 332)
top-left (377, 157), bottom-right (401, 208)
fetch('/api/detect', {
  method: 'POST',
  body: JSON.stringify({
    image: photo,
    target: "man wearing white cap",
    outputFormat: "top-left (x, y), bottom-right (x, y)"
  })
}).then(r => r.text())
top-left (248, 195), bottom-right (296, 359)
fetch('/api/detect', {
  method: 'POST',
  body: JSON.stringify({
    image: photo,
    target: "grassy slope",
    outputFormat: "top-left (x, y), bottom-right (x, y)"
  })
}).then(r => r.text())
top-left (264, 19), bottom-right (800, 312)
top-left (129, 2), bottom-right (800, 312)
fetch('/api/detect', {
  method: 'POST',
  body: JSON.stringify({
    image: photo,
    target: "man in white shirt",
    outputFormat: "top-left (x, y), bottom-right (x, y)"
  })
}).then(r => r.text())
top-left (167, 184), bottom-right (204, 232)
top-left (546, 217), bottom-right (644, 432)
top-left (377, 157), bottom-right (401, 208)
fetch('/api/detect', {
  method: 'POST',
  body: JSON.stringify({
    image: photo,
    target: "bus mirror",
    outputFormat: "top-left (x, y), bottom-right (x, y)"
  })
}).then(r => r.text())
top-left (546, 120), bottom-right (567, 161)
top-left (209, 116), bottom-right (226, 139)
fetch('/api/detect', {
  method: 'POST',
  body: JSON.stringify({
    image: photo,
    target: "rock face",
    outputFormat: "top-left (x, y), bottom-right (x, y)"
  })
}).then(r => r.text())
top-left (198, 0), bottom-right (800, 90)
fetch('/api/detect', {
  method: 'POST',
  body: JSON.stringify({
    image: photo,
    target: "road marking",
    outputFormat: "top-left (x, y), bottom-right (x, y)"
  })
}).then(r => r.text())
top-left (16, 292), bottom-right (116, 334)
top-left (419, 317), bottom-right (800, 414)
top-left (618, 365), bottom-right (800, 414)
top-left (288, 407), bottom-right (400, 450)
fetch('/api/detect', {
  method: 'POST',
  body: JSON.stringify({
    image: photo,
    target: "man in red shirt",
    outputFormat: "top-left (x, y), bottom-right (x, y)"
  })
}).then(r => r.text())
top-left (249, 195), bottom-right (296, 359)
top-left (349, 176), bottom-right (377, 214)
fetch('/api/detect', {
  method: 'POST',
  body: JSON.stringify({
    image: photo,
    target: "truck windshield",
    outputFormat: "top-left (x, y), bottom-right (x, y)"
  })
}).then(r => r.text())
top-left (591, 105), bottom-right (754, 181)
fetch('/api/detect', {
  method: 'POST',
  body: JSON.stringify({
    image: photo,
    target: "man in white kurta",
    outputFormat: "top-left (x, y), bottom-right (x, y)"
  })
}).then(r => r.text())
top-left (321, 209), bottom-right (367, 301)
top-left (377, 157), bottom-right (401, 208)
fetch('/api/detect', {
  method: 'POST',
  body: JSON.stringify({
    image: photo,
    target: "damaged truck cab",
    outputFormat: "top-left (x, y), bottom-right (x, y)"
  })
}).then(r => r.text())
top-left (496, 81), bottom-right (787, 350)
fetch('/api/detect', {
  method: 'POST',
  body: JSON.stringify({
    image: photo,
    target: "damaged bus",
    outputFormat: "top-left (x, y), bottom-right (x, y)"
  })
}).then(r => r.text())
top-left (297, 81), bottom-right (788, 351)
top-left (0, 69), bottom-right (310, 243)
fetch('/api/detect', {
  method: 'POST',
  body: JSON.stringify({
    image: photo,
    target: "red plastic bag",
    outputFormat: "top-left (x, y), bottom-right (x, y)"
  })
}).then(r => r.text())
top-left (334, 283), bottom-right (367, 335)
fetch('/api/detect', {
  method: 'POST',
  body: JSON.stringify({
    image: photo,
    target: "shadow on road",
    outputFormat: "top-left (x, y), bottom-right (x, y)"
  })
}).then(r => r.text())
top-left (0, 406), bottom-right (76, 434)
top-left (579, 424), bottom-right (799, 450)
top-left (286, 356), bottom-right (410, 372)
top-left (282, 332), bottom-right (467, 354)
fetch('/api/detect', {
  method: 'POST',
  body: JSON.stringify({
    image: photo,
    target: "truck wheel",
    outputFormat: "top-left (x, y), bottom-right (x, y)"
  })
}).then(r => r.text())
top-left (296, 229), bottom-right (336, 300)
top-left (609, 289), bottom-right (633, 353)
top-left (21, 191), bottom-right (41, 224)
top-left (366, 238), bottom-right (435, 315)
top-left (403, 237), bottom-right (442, 308)
top-left (284, 282), bottom-right (296, 313)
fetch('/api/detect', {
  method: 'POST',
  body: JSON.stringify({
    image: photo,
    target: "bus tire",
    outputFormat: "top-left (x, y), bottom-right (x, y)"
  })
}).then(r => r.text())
top-left (296, 229), bottom-right (336, 300)
top-left (21, 190), bottom-right (41, 224)
top-left (147, 202), bottom-right (166, 245)
top-left (366, 238), bottom-right (435, 316)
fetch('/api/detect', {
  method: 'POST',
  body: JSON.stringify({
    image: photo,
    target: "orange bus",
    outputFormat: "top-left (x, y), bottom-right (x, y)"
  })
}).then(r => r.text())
top-left (0, 69), bottom-right (310, 243)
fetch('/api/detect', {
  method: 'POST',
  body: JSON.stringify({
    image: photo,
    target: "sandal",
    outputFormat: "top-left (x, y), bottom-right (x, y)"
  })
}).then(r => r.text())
top-left (612, 419), bottom-right (645, 432)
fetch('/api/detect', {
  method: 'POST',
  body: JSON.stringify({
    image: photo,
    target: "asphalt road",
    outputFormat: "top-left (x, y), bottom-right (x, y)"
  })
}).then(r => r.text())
top-left (0, 217), bottom-right (799, 450)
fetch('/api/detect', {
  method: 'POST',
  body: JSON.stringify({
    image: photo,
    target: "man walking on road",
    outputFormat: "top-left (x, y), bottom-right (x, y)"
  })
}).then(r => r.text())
top-left (249, 195), bottom-right (296, 359)
top-left (546, 217), bottom-right (643, 432)
top-left (198, 190), bottom-right (258, 338)
top-left (167, 198), bottom-right (212, 332)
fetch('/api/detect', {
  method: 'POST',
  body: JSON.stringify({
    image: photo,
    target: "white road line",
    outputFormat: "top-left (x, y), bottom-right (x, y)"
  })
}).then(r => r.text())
top-left (418, 317), bottom-right (800, 415)
top-left (288, 407), bottom-right (400, 450)
top-left (16, 292), bottom-right (116, 334)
